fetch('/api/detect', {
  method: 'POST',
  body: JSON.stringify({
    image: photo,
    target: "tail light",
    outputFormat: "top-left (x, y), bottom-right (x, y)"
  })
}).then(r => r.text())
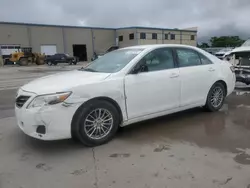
top-left (230, 66), bottom-right (235, 73)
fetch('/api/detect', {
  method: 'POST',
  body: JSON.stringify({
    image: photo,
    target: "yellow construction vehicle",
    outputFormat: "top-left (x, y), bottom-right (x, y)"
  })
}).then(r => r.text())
top-left (8, 47), bottom-right (45, 66)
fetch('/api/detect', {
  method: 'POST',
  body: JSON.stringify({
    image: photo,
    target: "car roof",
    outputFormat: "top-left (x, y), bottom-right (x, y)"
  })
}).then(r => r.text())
top-left (119, 44), bottom-right (220, 63)
top-left (121, 44), bottom-right (198, 51)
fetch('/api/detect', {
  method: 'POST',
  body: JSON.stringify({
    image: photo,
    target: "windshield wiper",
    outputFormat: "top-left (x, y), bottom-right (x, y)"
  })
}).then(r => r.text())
top-left (80, 68), bottom-right (98, 72)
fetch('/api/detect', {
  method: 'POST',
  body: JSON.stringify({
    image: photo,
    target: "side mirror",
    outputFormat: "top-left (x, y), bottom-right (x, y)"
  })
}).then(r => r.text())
top-left (131, 64), bottom-right (148, 74)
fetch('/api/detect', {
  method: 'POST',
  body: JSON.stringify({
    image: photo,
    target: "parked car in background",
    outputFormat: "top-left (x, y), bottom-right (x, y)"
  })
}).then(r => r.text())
top-left (15, 44), bottom-right (235, 146)
top-left (225, 39), bottom-right (250, 85)
top-left (91, 46), bottom-right (119, 61)
top-left (45, 53), bottom-right (78, 66)
top-left (214, 48), bottom-right (233, 59)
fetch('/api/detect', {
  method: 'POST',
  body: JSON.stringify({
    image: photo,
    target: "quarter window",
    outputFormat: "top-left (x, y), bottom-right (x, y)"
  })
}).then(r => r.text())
top-left (199, 53), bottom-right (213, 65)
top-left (137, 48), bottom-right (175, 72)
top-left (176, 48), bottom-right (201, 67)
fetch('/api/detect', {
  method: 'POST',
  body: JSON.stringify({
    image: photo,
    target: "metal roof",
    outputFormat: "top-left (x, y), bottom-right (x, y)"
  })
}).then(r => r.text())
top-left (0, 21), bottom-right (197, 32)
top-left (116, 26), bottom-right (197, 32)
top-left (0, 21), bottom-right (115, 30)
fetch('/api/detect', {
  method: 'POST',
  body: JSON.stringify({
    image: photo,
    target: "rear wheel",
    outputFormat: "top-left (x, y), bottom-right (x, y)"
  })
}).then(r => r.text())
top-left (205, 82), bottom-right (226, 112)
top-left (47, 61), bottom-right (52, 66)
top-left (73, 100), bottom-right (120, 147)
top-left (68, 60), bottom-right (73, 65)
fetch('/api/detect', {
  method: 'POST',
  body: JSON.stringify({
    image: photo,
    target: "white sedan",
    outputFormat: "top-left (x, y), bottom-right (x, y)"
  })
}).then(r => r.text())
top-left (15, 44), bottom-right (236, 146)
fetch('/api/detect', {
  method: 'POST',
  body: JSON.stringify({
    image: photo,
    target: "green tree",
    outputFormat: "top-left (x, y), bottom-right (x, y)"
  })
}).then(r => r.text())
top-left (210, 36), bottom-right (244, 47)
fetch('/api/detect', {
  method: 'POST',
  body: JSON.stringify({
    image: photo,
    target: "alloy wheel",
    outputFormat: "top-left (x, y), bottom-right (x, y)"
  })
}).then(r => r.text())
top-left (84, 108), bottom-right (113, 140)
top-left (210, 86), bottom-right (224, 108)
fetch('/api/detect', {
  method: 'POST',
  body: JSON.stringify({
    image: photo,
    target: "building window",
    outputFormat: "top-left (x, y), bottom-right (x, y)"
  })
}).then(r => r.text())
top-left (140, 33), bottom-right (146, 39)
top-left (170, 34), bottom-right (175, 40)
top-left (165, 34), bottom-right (169, 40)
top-left (152, 33), bottom-right (157, 40)
top-left (129, 33), bottom-right (134, 40)
top-left (191, 35), bottom-right (195, 40)
top-left (119, 35), bottom-right (123, 42)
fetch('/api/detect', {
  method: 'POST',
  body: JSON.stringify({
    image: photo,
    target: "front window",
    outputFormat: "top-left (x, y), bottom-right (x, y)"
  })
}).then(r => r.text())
top-left (81, 49), bottom-right (144, 73)
top-left (131, 48), bottom-right (175, 74)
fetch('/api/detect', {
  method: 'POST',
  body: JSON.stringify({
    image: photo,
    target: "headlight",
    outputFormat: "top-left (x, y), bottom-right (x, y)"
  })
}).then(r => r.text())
top-left (27, 92), bottom-right (71, 109)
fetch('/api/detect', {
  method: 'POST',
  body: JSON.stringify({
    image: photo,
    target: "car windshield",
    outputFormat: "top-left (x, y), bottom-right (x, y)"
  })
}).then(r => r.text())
top-left (241, 39), bottom-right (250, 47)
top-left (81, 49), bottom-right (144, 73)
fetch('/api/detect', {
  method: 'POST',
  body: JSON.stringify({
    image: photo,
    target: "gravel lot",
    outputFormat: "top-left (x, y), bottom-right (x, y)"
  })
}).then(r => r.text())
top-left (0, 64), bottom-right (250, 188)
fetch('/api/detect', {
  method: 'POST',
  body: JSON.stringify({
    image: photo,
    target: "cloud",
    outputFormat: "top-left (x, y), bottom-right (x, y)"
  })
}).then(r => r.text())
top-left (0, 0), bottom-right (249, 42)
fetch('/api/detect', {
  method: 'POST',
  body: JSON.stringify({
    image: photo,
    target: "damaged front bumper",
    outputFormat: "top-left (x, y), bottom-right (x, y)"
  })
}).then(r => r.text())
top-left (235, 67), bottom-right (250, 85)
top-left (15, 89), bottom-right (81, 140)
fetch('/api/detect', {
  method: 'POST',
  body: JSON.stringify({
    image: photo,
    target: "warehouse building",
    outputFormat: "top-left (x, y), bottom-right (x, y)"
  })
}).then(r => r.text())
top-left (0, 22), bottom-right (197, 61)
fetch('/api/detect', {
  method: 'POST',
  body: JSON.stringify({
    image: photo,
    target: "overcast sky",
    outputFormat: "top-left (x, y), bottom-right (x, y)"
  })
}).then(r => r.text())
top-left (1, 0), bottom-right (250, 42)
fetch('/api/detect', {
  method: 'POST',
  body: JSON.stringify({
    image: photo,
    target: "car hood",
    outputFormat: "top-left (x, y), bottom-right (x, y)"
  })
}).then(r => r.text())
top-left (21, 70), bottom-right (111, 95)
top-left (231, 46), bottom-right (250, 54)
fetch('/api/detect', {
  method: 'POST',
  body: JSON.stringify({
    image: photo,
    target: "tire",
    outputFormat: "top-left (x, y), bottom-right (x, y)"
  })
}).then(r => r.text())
top-left (205, 82), bottom-right (226, 112)
top-left (74, 100), bottom-right (120, 147)
top-left (19, 58), bottom-right (28, 66)
top-left (47, 61), bottom-right (52, 66)
top-left (68, 60), bottom-right (73, 65)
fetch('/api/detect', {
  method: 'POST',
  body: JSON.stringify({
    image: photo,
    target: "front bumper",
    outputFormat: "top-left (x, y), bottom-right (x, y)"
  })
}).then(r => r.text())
top-left (15, 89), bottom-right (81, 141)
top-left (236, 74), bottom-right (250, 84)
top-left (235, 67), bottom-right (250, 84)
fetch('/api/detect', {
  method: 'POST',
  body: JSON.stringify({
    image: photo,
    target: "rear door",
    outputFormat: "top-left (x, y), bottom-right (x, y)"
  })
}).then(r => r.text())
top-left (174, 48), bottom-right (218, 107)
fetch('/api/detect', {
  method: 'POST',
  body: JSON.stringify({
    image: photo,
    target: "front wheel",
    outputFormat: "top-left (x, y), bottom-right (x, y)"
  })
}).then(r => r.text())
top-left (47, 61), bottom-right (52, 66)
top-left (205, 82), bottom-right (226, 112)
top-left (74, 100), bottom-right (120, 147)
top-left (19, 58), bottom-right (28, 66)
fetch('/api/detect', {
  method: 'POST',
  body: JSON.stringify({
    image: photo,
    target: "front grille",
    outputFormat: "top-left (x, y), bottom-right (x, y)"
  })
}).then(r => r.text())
top-left (16, 95), bottom-right (30, 108)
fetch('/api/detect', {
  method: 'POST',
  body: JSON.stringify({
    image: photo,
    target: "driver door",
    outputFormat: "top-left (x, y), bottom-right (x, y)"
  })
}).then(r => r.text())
top-left (124, 47), bottom-right (181, 119)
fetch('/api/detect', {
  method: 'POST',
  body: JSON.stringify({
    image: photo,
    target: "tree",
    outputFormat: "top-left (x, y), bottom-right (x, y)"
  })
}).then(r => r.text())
top-left (198, 42), bottom-right (210, 48)
top-left (210, 36), bottom-right (244, 47)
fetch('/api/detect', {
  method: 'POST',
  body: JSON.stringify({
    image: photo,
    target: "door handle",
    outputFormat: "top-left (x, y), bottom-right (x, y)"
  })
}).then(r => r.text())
top-left (208, 67), bottom-right (215, 72)
top-left (169, 73), bottom-right (179, 78)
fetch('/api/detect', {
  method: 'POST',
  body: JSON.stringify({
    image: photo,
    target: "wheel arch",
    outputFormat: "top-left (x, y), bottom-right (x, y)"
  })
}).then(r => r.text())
top-left (71, 96), bottom-right (124, 139)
